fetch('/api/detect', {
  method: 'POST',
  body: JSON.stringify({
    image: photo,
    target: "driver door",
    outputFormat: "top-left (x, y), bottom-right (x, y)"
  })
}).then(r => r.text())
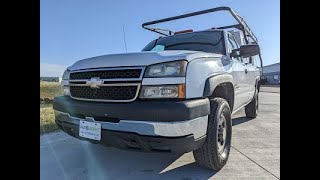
top-left (227, 33), bottom-right (251, 110)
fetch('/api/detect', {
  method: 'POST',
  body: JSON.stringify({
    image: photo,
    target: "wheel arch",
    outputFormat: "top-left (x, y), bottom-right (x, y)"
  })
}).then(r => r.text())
top-left (203, 73), bottom-right (235, 112)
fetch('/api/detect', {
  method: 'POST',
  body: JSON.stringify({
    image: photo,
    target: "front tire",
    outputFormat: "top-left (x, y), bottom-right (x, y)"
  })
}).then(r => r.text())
top-left (193, 98), bottom-right (232, 171)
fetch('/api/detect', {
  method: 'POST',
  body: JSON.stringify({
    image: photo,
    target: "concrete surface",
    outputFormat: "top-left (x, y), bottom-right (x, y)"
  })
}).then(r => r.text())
top-left (40, 89), bottom-right (280, 180)
top-left (260, 86), bottom-right (280, 93)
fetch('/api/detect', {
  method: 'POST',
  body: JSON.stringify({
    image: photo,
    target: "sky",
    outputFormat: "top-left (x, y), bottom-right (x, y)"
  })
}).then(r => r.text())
top-left (40, 0), bottom-right (279, 77)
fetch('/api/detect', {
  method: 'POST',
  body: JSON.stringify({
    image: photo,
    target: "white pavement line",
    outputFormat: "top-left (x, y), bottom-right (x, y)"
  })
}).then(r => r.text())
top-left (231, 146), bottom-right (279, 179)
top-left (260, 91), bottom-right (280, 94)
top-left (41, 134), bottom-right (69, 180)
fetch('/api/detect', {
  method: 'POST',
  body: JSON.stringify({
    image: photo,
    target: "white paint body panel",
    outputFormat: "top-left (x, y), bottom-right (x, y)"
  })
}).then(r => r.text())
top-left (142, 77), bottom-right (185, 85)
top-left (185, 55), bottom-right (232, 98)
top-left (68, 50), bottom-right (222, 71)
top-left (66, 49), bottom-right (258, 112)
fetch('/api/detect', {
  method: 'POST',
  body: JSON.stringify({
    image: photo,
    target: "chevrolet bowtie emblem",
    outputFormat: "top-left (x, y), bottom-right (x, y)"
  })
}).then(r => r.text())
top-left (87, 77), bottom-right (104, 89)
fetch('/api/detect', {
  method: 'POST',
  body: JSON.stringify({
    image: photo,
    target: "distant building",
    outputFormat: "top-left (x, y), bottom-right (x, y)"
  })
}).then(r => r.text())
top-left (40, 77), bottom-right (60, 82)
top-left (261, 62), bottom-right (280, 85)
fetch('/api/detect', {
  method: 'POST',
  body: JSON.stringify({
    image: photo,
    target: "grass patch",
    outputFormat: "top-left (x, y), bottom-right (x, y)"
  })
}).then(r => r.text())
top-left (40, 103), bottom-right (53, 108)
top-left (40, 81), bottom-right (62, 99)
top-left (40, 107), bottom-right (59, 134)
top-left (40, 81), bottom-right (62, 134)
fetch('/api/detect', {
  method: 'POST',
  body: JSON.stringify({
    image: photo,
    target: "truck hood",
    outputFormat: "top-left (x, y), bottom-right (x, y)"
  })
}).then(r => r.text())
top-left (68, 50), bottom-right (223, 71)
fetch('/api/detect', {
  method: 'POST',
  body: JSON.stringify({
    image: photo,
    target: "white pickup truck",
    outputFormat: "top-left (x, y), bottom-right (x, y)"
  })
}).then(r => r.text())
top-left (54, 7), bottom-right (263, 170)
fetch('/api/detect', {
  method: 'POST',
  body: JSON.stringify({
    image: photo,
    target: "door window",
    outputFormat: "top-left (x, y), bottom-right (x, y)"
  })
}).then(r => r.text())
top-left (252, 55), bottom-right (262, 67)
top-left (228, 34), bottom-right (241, 61)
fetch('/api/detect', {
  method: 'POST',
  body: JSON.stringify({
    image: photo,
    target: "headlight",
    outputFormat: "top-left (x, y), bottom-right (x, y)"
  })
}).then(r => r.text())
top-left (61, 69), bottom-right (70, 96)
top-left (140, 84), bottom-right (185, 99)
top-left (62, 69), bottom-right (70, 80)
top-left (144, 61), bottom-right (187, 77)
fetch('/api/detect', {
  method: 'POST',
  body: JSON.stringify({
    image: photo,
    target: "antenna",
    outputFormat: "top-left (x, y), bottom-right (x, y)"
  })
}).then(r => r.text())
top-left (122, 24), bottom-right (128, 53)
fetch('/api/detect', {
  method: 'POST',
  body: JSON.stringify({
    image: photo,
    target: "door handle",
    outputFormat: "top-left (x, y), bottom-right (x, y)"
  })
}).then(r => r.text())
top-left (245, 69), bottom-right (248, 74)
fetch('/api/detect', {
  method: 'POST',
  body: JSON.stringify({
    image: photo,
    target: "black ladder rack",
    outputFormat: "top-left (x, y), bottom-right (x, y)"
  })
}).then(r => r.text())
top-left (142, 6), bottom-right (258, 44)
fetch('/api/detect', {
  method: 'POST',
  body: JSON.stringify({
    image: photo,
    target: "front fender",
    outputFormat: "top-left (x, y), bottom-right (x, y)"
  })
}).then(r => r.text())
top-left (203, 73), bottom-right (234, 97)
top-left (185, 56), bottom-right (232, 99)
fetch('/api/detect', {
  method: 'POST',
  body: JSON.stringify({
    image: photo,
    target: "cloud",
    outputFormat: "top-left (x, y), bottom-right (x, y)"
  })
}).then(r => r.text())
top-left (40, 63), bottom-right (68, 77)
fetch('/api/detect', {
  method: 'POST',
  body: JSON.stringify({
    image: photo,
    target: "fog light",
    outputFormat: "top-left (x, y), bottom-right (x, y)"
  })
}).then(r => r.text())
top-left (62, 86), bottom-right (70, 96)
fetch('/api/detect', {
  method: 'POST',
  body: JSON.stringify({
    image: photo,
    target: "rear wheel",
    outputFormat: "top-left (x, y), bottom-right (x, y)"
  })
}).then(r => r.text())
top-left (193, 98), bottom-right (232, 171)
top-left (245, 89), bottom-right (259, 118)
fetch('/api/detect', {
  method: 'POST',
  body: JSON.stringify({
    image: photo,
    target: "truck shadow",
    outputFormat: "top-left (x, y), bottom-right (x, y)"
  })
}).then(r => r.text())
top-left (45, 115), bottom-right (257, 179)
top-left (77, 142), bottom-right (217, 180)
top-left (67, 117), bottom-right (255, 179)
top-left (232, 116), bottom-right (254, 126)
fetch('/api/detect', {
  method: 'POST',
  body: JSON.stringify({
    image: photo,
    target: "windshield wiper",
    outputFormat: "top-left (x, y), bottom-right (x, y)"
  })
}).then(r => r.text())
top-left (164, 37), bottom-right (222, 48)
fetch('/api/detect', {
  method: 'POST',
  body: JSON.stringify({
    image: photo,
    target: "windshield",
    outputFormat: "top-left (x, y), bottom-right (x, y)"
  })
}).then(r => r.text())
top-left (142, 31), bottom-right (225, 54)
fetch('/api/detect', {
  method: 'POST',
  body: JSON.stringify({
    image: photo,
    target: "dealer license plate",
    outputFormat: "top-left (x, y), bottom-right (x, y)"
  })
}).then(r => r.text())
top-left (79, 120), bottom-right (101, 141)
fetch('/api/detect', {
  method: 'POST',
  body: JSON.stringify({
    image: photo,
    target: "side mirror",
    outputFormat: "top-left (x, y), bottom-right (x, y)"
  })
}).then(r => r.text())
top-left (231, 44), bottom-right (260, 58)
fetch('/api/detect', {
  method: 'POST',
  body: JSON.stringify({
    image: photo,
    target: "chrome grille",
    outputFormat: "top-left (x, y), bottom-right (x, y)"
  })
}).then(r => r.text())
top-left (70, 85), bottom-right (139, 101)
top-left (69, 67), bottom-right (143, 102)
top-left (70, 69), bottom-right (142, 80)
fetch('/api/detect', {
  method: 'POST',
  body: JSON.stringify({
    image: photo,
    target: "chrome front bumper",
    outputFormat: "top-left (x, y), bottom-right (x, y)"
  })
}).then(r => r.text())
top-left (54, 110), bottom-right (208, 139)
